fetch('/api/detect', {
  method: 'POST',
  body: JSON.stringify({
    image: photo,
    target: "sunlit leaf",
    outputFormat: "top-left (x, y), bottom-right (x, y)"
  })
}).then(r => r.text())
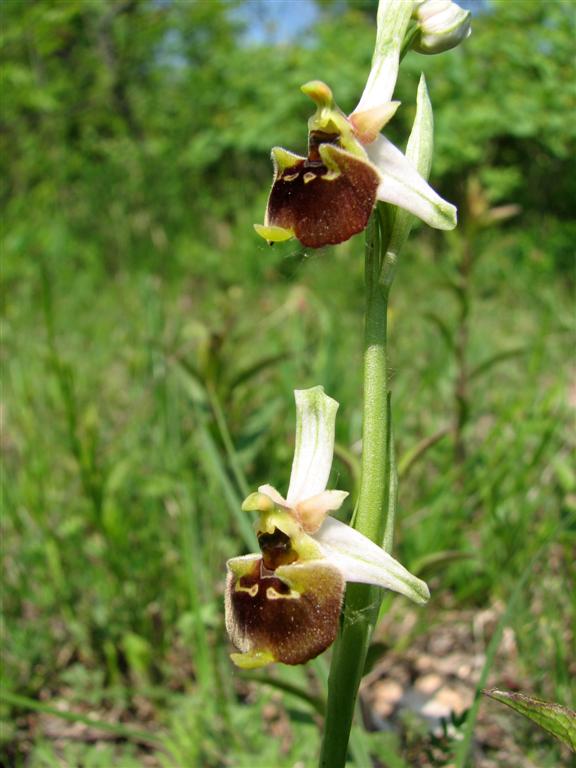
top-left (483, 689), bottom-right (576, 751)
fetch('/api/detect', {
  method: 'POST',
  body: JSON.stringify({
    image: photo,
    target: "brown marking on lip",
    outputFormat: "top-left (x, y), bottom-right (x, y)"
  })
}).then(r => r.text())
top-left (258, 528), bottom-right (299, 571)
top-left (308, 130), bottom-right (340, 162)
top-left (226, 558), bottom-right (344, 665)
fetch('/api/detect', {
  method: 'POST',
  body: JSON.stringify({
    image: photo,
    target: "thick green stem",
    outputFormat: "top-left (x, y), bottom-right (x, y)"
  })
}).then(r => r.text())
top-left (319, 214), bottom-right (390, 767)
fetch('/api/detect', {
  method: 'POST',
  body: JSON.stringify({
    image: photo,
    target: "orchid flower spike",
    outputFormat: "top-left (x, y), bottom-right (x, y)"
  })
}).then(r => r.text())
top-left (254, 0), bottom-right (457, 249)
top-left (225, 387), bottom-right (429, 669)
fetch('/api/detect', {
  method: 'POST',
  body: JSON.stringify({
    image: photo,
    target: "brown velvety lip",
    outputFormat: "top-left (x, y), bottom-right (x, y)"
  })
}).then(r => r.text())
top-left (266, 145), bottom-right (379, 249)
top-left (228, 558), bottom-right (344, 665)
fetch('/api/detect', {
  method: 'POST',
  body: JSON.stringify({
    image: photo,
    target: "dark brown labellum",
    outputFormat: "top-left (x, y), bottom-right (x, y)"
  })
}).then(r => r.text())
top-left (227, 558), bottom-right (344, 665)
top-left (267, 144), bottom-right (379, 248)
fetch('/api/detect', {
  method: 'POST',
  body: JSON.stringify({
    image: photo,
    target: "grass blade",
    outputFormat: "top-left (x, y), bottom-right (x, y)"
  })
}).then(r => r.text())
top-left (454, 515), bottom-right (574, 767)
top-left (0, 690), bottom-right (160, 747)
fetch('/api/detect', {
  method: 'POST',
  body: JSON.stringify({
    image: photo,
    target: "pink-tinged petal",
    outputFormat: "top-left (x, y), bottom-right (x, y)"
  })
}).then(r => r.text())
top-left (314, 517), bottom-right (430, 605)
top-left (349, 101), bottom-right (401, 145)
top-left (295, 490), bottom-right (349, 533)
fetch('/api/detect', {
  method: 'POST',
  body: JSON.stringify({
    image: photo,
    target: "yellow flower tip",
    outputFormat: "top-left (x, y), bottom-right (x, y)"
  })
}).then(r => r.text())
top-left (230, 650), bottom-right (276, 669)
top-left (271, 146), bottom-right (303, 172)
top-left (253, 223), bottom-right (295, 244)
top-left (241, 491), bottom-right (276, 513)
top-left (301, 80), bottom-right (333, 107)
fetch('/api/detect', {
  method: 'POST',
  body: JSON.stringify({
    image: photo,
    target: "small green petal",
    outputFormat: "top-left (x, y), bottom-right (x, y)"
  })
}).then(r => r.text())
top-left (254, 224), bottom-right (295, 243)
top-left (300, 80), bottom-right (334, 107)
top-left (230, 650), bottom-right (276, 669)
top-left (241, 491), bottom-right (276, 513)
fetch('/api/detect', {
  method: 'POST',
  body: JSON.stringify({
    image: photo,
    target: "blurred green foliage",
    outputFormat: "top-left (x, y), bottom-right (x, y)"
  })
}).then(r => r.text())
top-left (1, 1), bottom-right (574, 766)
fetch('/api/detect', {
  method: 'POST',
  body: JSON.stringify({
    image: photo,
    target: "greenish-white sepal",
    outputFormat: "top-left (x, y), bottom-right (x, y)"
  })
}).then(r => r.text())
top-left (314, 517), bottom-right (430, 605)
top-left (406, 74), bottom-right (434, 181)
top-left (386, 74), bottom-right (436, 257)
top-left (286, 387), bottom-right (339, 506)
top-left (370, 132), bottom-right (456, 231)
top-left (354, 0), bottom-right (412, 112)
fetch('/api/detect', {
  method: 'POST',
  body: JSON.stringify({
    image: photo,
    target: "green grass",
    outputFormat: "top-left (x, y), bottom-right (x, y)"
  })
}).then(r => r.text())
top-left (1, 217), bottom-right (574, 766)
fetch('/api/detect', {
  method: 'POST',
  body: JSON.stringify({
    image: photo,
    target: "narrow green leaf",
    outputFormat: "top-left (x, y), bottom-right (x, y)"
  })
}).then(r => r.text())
top-left (0, 690), bottom-right (160, 747)
top-left (483, 689), bottom-right (576, 751)
top-left (469, 347), bottom-right (527, 380)
top-left (195, 419), bottom-right (258, 550)
top-left (229, 352), bottom-right (289, 390)
top-left (173, 359), bottom-right (208, 405)
top-left (241, 672), bottom-right (325, 716)
top-left (411, 549), bottom-right (474, 577)
top-left (398, 425), bottom-right (451, 479)
top-left (424, 311), bottom-right (456, 352)
top-left (206, 382), bottom-right (250, 497)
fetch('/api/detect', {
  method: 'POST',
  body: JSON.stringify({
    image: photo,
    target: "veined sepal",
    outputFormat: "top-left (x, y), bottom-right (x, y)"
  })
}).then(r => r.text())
top-left (315, 517), bottom-right (430, 605)
top-left (368, 132), bottom-right (456, 230)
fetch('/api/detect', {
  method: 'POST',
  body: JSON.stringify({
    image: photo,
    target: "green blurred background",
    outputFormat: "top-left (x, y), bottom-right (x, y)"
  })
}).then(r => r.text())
top-left (1, 1), bottom-right (574, 766)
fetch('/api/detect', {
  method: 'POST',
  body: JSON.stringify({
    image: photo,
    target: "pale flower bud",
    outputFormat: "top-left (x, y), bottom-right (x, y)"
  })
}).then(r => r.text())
top-left (413, 0), bottom-right (471, 55)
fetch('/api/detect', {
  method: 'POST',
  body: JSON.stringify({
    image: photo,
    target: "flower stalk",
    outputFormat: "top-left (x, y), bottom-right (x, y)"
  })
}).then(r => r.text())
top-left (320, 210), bottom-right (391, 767)
top-left (320, 71), bottom-right (438, 768)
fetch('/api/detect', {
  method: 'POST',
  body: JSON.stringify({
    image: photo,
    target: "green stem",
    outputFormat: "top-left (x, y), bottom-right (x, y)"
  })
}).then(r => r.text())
top-left (319, 213), bottom-right (391, 767)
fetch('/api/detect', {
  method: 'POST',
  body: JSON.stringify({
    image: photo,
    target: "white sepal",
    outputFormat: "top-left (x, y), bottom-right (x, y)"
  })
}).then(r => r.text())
top-left (354, 0), bottom-right (412, 113)
top-left (286, 387), bottom-right (339, 505)
top-left (368, 134), bottom-right (456, 230)
top-left (314, 517), bottom-right (430, 605)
